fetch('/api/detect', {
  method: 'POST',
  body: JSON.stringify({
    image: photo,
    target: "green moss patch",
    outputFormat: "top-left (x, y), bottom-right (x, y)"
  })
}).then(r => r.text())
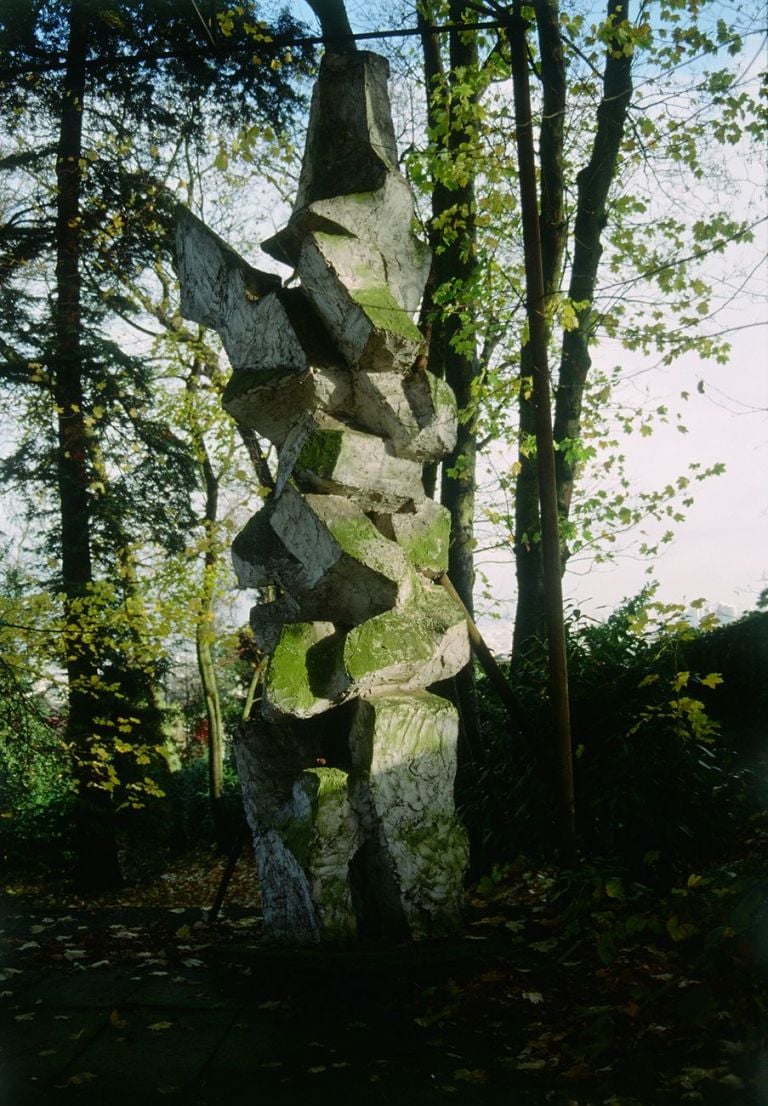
top-left (393, 504), bottom-right (450, 577)
top-left (350, 284), bottom-right (422, 341)
top-left (344, 587), bottom-right (459, 682)
top-left (344, 607), bottom-right (434, 680)
top-left (266, 623), bottom-right (344, 716)
top-left (326, 513), bottom-right (404, 581)
top-left (297, 428), bottom-right (345, 478)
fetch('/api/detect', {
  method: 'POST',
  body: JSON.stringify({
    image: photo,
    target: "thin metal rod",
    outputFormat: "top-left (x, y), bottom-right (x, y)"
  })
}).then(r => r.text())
top-left (438, 574), bottom-right (540, 762)
top-left (5, 22), bottom-right (505, 77)
top-left (207, 825), bottom-right (248, 924)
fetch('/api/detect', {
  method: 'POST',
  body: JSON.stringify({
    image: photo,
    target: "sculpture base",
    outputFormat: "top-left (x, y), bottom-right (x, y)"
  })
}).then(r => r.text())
top-left (235, 693), bottom-right (468, 944)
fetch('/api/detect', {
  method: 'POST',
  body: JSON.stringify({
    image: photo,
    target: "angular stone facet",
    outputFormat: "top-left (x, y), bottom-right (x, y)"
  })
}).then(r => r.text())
top-left (353, 369), bottom-right (458, 460)
top-left (343, 581), bottom-right (470, 694)
top-left (177, 48), bottom-right (470, 946)
top-left (348, 694), bottom-right (469, 937)
top-left (296, 231), bottom-right (422, 373)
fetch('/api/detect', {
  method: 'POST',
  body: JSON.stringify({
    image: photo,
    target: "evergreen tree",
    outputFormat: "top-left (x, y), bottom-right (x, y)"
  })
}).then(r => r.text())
top-left (0, 0), bottom-right (314, 890)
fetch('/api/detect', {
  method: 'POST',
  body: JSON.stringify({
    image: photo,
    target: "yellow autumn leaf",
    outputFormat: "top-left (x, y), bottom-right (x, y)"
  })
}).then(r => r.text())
top-left (453, 1068), bottom-right (489, 1084)
top-left (666, 914), bottom-right (698, 942)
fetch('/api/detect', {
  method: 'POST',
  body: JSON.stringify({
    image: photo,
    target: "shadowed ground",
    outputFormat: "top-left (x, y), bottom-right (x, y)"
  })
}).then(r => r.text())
top-left (1, 857), bottom-right (762, 1105)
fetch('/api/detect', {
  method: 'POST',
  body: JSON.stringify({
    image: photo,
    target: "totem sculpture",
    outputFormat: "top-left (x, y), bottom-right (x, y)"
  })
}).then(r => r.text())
top-left (176, 50), bottom-right (470, 943)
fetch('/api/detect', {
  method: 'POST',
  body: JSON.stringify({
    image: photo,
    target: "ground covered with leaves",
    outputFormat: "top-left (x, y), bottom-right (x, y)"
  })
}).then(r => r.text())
top-left (2, 835), bottom-right (765, 1105)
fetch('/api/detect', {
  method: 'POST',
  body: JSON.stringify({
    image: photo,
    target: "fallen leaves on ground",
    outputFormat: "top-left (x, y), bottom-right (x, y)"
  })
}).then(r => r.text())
top-left (3, 845), bottom-right (260, 911)
top-left (1, 843), bottom-right (764, 1103)
top-left (411, 851), bottom-right (765, 1101)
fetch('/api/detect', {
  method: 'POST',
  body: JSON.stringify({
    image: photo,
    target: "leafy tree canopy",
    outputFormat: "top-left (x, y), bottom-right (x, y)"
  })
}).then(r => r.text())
top-left (0, 0), bottom-right (314, 141)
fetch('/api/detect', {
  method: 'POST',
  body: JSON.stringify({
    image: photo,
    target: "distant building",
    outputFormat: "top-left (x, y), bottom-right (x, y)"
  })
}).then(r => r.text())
top-left (686, 602), bottom-right (739, 628)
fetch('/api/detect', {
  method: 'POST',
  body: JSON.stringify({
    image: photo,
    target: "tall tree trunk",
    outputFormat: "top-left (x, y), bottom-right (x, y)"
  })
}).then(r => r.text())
top-left (55, 0), bottom-right (121, 891)
top-left (512, 0), bottom-right (567, 655)
top-left (416, 4), bottom-right (443, 502)
top-left (438, 8), bottom-right (481, 620)
top-left (113, 536), bottom-right (167, 725)
top-left (305, 0), bottom-right (356, 50)
top-left (507, 3), bottom-right (575, 863)
top-left (419, 1), bottom-right (483, 752)
top-left (197, 449), bottom-right (226, 844)
top-left (552, 1), bottom-right (633, 521)
top-left (186, 359), bottom-right (227, 845)
top-left (512, 0), bottom-right (632, 655)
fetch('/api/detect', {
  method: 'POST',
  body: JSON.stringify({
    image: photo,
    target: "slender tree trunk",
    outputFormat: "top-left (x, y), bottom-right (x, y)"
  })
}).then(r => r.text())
top-left (197, 618), bottom-right (226, 837)
top-left (507, 3), bottom-right (575, 863)
top-left (114, 537), bottom-right (167, 725)
top-left (512, 0), bottom-right (632, 655)
top-left (419, 1), bottom-right (483, 752)
top-left (55, 1), bottom-right (121, 891)
top-left (512, 0), bottom-right (567, 656)
top-left (241, 663), bottom-right (262, 723)
top-left (236, 423), bottom-right (276, 492)
top-left (87, 432), bottom-right (168, 729)
top-left (187, 361), bottom-right (227, 845)
top-left (305, 0), bottom-right (356, 50)
top-left (197, 485), bottom-right (227, 844)
top-left (552, 0), bottom-right (633, 520)
top-left (416, 4), bottom-right (442, 500)
top-left (438, 9), bottom-right (481, 620)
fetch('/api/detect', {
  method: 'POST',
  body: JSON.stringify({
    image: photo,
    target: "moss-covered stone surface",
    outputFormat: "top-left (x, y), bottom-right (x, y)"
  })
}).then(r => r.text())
top-left (303, 767), bottom-right (360, 942)
top-left (349, 693), bottom-right (468, 937)
top-left (343, 581), bottom-right (468, 690)
top-left (179, 49), bottom-right (469, 945)
top-left (265, 622), bottom-right (348, 719)
top-left (390, 500), bottom-right (451, 578)
top-left (349, 282), bottom-right (423, 342)
top-left (296, 427), bottom-right (345, 479)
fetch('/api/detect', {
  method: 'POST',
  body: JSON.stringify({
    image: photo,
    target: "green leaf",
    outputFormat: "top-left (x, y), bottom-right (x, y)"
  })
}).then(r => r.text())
top-left (700, 673), bottom-right (723, 689)
top-left (666, 914), bottom-right (698, 942)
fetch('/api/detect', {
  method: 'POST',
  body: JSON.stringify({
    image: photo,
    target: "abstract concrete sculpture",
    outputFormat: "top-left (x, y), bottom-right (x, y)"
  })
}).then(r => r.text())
top-left (176, 50), bottom-right (470, 943)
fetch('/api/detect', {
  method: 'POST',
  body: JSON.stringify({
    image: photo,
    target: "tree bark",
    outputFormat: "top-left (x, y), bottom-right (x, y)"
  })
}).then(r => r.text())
top-left (512, 0), bottom-right (567, 655)
top-left (55, 0), bottom-right (122, 892)
top-left (513, 0), bottom-right (632, 654)
top-left (419, 1), bottom-right (483, 752)
top-left (438, 6), bottom-right (481, 621)
top-left (187, 361), bottom-right (228, 846)
top-left (305, 0), bottom-right (356, 50)
top-left (419, 2), bottom-right (481, 613)
top-left (553, 0), bottom-right (633, 521)
top-left (236, 423), bottom-right (275, 492)
top-left (507, 3), bottom-right (575, 864)
top-left (416, 3), bottom-right (443, 501)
